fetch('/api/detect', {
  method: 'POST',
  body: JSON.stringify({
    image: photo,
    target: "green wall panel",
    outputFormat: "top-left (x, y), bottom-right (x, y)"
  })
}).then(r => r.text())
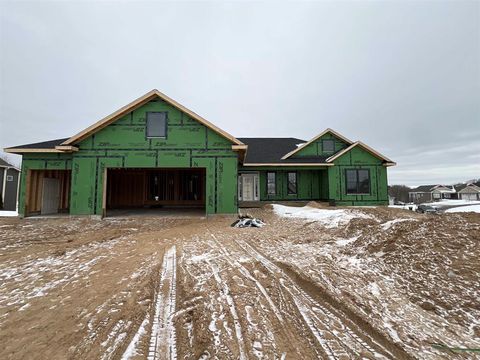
top-left (327, 146), bottom-right (389, 205)
top-left (248, 169), bottom-right (329, 201)
top-left (19, 99), bottom-right (238, 216)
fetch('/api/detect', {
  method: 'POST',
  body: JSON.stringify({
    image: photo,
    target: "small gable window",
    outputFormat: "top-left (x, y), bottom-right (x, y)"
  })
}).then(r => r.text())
top-left (346, 169), bottom-right (370, 194)
top-left (287, 172), bottom-right (297, 195)
top-left (322, 139), bottom-right (335, 152)
top-left (146, 112), bottom-right (167, 138)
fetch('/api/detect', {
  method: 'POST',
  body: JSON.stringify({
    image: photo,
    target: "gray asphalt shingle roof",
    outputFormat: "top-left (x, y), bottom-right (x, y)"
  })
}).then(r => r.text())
top-left (7, 138), bottom-right (69, 149)
top-left (238, 137), bottom-right (329, 164)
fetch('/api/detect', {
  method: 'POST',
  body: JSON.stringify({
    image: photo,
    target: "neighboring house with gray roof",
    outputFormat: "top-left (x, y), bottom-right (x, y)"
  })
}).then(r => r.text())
top-left (409, 184), bottom-right (458, 203)
top-left (0, 158), bottom-right (20, 211)
top-left (456, 182), bottom-right (480, 201)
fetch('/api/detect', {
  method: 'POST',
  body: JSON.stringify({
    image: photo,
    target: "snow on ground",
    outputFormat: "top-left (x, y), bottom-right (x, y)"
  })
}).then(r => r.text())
top-left (148, 245), bottom-right (177, 360)
top-left (272, 204), bottom-right (374, 228)
top-left (2, 210), bottom-right (479, 359)
top-left (380, 218), bottom-right (417, 230)
top-left (0, 211), bottom-right (18, 217)
top-left (435, 199), bottom-right (480, 207)
top-left (388, 204), bottom-right (417, 211)
top-left (445, 205), bottom-right (480, 213)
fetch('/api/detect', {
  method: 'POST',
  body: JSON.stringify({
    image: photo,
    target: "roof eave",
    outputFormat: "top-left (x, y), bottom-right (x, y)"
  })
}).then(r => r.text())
top-left (4, 146), bottom-right (78, 154)
top-left (326, 141), bottom-right (395, 165)
top-left (4, 147), bottom-right (65, 154)
top-left (61, 89), bottom-right (244, 147)
top-left (242, 163), bottom-right (334, 167)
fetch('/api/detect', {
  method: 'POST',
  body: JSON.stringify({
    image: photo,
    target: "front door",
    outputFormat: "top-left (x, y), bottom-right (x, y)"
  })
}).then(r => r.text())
top-left (240, 173), bottom-right (259, 201)
top-left (41, 178), bottom-right (60, 215)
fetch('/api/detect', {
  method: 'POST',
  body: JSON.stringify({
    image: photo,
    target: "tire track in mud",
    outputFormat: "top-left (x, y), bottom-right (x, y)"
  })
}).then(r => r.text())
top-left (148, 245), bottom-right (177, 360)
top-left (207, 259), bottom-right (248, 360)
top-left (208, 232), bottom-right (284, 324)
top-left (236, 239), bottom-right (411, 360)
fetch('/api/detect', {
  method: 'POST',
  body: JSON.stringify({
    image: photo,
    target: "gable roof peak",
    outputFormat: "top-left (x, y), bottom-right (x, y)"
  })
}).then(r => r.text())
top-left (325, 141), bottom-right (396, 166)
top-left (61, 89), bottom-right (244, 146)
top-left (281, 128), bottom-right (353, 160)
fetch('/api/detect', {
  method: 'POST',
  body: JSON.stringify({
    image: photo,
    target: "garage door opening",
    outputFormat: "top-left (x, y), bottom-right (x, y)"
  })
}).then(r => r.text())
top-left (26, 170), bottom-right (71, 216)
top-left (105, 168), bottom-right (206, 217)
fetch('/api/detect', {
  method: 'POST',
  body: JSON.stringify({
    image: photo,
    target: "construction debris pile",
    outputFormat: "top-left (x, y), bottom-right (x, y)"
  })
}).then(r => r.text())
top-left (231, 215), bottom-right (266, 228)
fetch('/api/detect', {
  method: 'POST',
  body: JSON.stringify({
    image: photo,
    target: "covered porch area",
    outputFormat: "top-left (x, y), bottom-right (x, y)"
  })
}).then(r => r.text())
top-left (238, 168), bottom-right (330, 205)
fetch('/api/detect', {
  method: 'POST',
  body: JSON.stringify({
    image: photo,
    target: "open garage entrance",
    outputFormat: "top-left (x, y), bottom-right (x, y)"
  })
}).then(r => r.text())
top-left (26, 170), bottom-right (71, 216)
top-left (105, 168), bottom-right (206, 217)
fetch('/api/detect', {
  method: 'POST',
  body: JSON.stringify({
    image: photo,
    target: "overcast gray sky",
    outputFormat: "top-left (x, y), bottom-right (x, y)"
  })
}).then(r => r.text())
top-left (0, 1), bottom-right (479, 186)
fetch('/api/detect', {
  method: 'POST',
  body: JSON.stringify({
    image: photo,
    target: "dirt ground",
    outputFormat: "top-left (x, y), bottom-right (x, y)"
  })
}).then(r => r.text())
top-left (0, 205), bottom-right (479, 359)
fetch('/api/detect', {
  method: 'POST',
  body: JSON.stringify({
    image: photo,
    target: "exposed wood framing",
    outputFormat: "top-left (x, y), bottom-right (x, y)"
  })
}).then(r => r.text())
top-left (25, 169), bottom-right (71, 215)
top-left (4, 148), bottom-right (65, 154)
top-left (55, 145), bottom-right (79, 152)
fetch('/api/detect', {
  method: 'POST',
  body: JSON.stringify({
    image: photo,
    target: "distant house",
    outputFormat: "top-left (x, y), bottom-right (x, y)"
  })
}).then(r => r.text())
top-left (409, 184), bottom-right (457, 203)
top-left (456, 183), bottom-right (480, 201)
top-left (0, 158), bottom-right (20, 211)
top-left (431, 185), bottom-right (457, 201)
top-left (409, 185), bottom-right (436, 203)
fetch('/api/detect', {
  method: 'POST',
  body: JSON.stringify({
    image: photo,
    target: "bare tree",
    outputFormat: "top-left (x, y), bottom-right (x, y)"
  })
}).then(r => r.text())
top-left (388, 185), bottom-right (411, 203)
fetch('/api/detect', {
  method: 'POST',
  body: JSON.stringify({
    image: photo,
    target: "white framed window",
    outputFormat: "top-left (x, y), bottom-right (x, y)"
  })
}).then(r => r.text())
top-left (6, 175), bottom-right (13, 181)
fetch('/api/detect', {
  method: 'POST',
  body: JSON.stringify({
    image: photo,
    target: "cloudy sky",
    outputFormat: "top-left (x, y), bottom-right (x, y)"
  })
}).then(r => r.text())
top-left (0, 1), bottom-right (478, 186)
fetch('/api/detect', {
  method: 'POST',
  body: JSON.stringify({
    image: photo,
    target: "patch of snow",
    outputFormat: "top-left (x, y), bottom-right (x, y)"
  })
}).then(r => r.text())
top-left (388, 204), bottom-right (417, 211)
top-left (208, 260), bottom-right (247, 360)
top-left (18, 303), bottom-right (30, 311)
top-left (273, 205), bottom-right (373, 228)
top-left (384, 321), bottom-right (402, 343)
top-left (335, 236), bottom-right (359, 246)
top-left (148, 245), bottom-right (177, 360)
top-left (368, 282), bottom-right (381, 297)
top-left (436, 199), bottom-right (480, 207)
top-left (381, 218), bottom-right (416, 230)
top-left (121, 313), bottom-right (150, 359)
top-left (445, 205), bottom-right (480, 213)
top-left (0, 211), bottom-right (18, 217)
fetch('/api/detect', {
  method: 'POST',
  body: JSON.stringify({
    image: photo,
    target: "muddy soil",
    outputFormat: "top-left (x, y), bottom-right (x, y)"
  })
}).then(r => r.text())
top-left (0, 206), bottom-right (478, 359)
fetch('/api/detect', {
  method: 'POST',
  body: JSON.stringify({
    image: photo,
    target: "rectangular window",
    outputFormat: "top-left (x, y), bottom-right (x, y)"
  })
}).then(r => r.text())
top-left (322, 139), bottom-right (335, 152)
top-left (146, 112), bottom-right (167, 138)
top-left (345, 169), bottom-right (370, 194)
top-left (287, 172), bottom-right (297, 195)
top-left (267, 172), bottom-right (276, 196)
top-left (6, 175), bottom-right (14, 182)
top-left (238, 176), bottom-right (243, 200)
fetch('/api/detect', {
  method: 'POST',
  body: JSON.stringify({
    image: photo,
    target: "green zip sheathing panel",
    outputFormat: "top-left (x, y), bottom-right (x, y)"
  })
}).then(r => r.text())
top-left (19, 99), bottom-right (238, 216)
top-left (328, 146), bottom-right (388, 206)
top-left (238, 167), bottom-right (329, 201)
top-left (292, 132), bottom-right (349, 158)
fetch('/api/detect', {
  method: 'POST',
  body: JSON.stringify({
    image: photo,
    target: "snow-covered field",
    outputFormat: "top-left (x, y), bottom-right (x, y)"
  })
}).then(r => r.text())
top-left (272, 204), bottom-right (373, 228)
top-left (0, 205), bottom-right (478, 359)
top-left (445, 204), bottom-right (480, 213)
